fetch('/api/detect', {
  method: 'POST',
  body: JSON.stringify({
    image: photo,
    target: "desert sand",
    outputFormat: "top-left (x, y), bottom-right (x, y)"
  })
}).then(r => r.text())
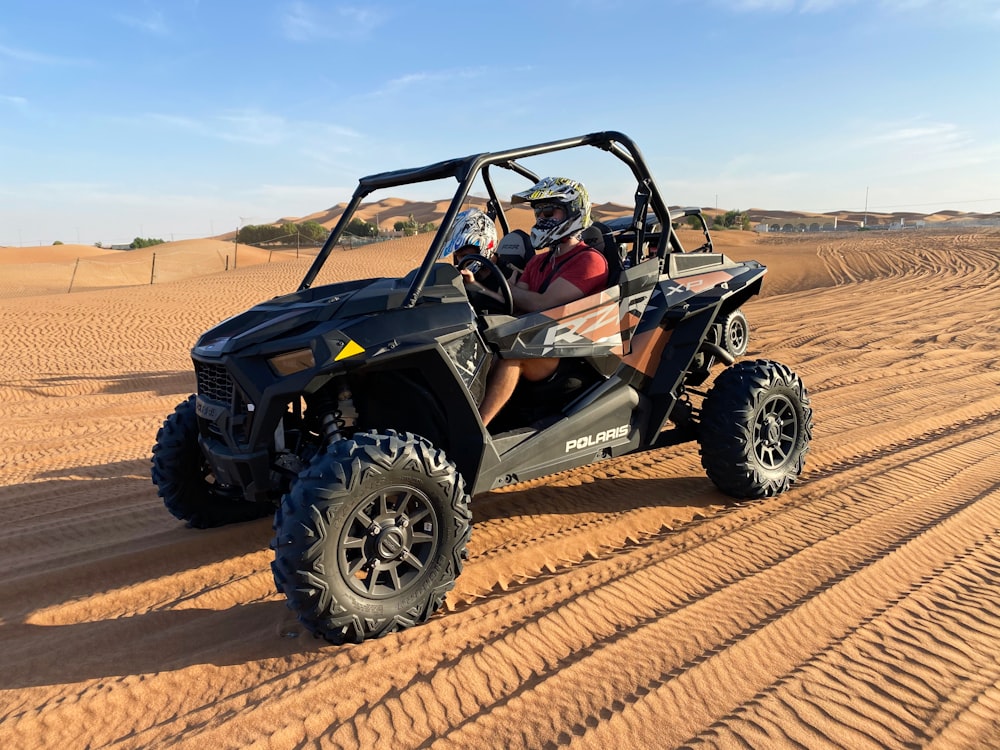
top-left (1, 224), bottom-right (999, 749)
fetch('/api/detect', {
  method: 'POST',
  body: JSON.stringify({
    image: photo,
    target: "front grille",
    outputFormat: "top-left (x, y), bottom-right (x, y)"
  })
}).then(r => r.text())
top-left (196, 362), bottom-right (234, 403)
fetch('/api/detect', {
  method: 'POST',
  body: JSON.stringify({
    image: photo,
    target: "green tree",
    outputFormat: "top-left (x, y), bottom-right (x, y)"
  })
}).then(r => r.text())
top-left (237, 224), bottom-right (284, 244)
top-left (299, 221), bottom-right (327, 243)
top-left (346, 218), bottom-right (378, 237)
top-left (722, 209), bottom-right (750, 229)
top-left (52, 240), bottom-right (63, 245)
top-left (394, 213), bottom-right (419, 236)
top-left (712, 210), bottom-right (750, 231)
top-left (281, 222), bottom-right (299, 242)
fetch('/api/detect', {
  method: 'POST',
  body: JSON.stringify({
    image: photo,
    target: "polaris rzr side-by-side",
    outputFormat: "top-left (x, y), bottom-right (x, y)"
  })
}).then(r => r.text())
top-left (152, 131), bottom-right (813, 644)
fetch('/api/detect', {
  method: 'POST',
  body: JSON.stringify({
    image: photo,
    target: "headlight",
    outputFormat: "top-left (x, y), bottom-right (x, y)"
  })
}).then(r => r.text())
top-left (268, 348), bottom-right (316, 376)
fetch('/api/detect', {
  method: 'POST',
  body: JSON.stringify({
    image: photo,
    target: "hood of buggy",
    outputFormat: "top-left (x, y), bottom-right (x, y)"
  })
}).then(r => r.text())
top-left (192, 267), bottom-right (472, 360)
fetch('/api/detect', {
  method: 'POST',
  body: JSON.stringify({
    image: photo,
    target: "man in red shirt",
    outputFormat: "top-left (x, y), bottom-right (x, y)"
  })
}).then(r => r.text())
top-left (462, 177), bottom-right (608, 427)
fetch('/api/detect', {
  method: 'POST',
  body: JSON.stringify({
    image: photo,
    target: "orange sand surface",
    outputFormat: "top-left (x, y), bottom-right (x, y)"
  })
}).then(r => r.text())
top-left (2, 227), bottom-right (999, 749)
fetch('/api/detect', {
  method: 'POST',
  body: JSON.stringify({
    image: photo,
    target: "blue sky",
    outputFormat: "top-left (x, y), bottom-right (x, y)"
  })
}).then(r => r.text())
top-left (1, 0), bottom-right (998, 246)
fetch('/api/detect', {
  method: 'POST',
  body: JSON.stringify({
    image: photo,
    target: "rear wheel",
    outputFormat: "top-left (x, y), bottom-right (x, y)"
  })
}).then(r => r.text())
top-left (271, 430), bottom-right (472, 644)
top-left (699, 360), bottom-right (812, 498)
top-left (719, 309), bottom-right (750, 358)
top-left (151, 395), bottom-right (274, 528)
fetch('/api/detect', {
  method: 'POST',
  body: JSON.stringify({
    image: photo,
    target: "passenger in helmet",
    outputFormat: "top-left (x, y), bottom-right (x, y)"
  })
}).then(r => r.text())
top-left (462, 177), bottom-right (607, 314)
top-left (464, 177), bottom-right (608, 428)
top-left (512, 175), bottom-right (594, 251)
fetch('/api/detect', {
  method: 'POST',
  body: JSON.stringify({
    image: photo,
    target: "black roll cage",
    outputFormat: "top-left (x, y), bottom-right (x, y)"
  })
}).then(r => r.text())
top-left (299, 131), bottom-right (681, 307)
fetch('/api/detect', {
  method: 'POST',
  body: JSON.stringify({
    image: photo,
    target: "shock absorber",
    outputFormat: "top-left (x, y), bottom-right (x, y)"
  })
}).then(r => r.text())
top-left (320, 411), bottom-right (345, 446)
top-left (317, 380), bottom-right (358, 447)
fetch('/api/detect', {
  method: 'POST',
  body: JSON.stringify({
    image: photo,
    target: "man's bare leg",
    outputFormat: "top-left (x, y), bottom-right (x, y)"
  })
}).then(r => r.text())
top-left (479, 358), bottom-right (559, 427)
top-left (479, 359), bottom-right (521, 427)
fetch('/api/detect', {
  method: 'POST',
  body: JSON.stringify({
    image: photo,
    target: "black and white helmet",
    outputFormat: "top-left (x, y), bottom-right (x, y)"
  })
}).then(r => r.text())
top-left (441, 208), bottom-right (497, 259)
top-left (512, 177), bottom-right (592, 249)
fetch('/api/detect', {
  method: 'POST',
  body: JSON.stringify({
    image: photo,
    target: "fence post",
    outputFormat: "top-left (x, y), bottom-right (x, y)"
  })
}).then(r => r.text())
top-left (150, 252), bottom-right (156, 284)
top-left (67, 257), bottom-right (80, 293)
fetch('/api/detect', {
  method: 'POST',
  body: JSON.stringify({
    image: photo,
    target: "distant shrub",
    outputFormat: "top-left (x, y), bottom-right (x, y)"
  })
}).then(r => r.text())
top-left (714, 210), bottom-right (751, 231)
top-left (235, 221), bottom-right (330, 245)
top-left (131, 237), bottom-right (165, 249)
top-left (395, 213), bottom-right (419, 236)
top-left (393, 214), bottom-right (436, 237)
top-left (52, 240), bottom-right (63, 245)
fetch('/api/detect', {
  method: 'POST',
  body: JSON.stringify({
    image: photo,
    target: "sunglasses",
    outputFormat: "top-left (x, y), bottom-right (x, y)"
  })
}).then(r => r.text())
top-left (532, 203), bottom-right (563, 218)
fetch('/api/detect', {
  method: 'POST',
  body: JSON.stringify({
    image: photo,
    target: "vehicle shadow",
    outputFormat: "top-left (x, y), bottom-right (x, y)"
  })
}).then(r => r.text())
top-left (0, 462), bottom-right (731, 691)
top-left (0, 601), bottom-right (319, 690)
top-left (9, 369), bottom-right (195, 398)
top-left (0, 473), bottom-right (276, 619)
top-left (471, 473), bottom-right (725, 525)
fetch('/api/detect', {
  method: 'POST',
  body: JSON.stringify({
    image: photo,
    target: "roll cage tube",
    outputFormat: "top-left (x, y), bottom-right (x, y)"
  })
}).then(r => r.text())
top-left (480, 162), bottom-right (541, 237)
top-left (299, 157), bottom-right (477, 291)
top-left (299, 132), bottom-right (673, 302)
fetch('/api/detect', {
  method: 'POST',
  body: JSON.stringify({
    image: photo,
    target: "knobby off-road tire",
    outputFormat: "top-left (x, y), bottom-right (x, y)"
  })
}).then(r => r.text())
top-left (720, 309), bottom-right (750, 358)
top-left (699, 359), bottom-right (813, 499)
top-left (151, 395), bottom-right (274, 528)
top-left (271, 430), bottom-right (472, 644)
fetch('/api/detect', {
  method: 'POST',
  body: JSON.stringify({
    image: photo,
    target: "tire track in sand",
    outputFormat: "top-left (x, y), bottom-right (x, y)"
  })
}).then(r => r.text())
top-left (21, 409), bottom-right (991, 750)
top-left (2, 228), bottom-right (999, 749)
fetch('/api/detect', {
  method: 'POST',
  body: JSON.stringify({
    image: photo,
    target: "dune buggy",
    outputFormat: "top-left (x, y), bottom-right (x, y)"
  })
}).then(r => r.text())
top-left (152, 131), bottom-right (812, 643)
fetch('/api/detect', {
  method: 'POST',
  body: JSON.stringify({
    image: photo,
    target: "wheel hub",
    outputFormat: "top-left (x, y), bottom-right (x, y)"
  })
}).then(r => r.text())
top-left (764, 415), bottom-right (782, 447)
top-left (753, 394), bottom-right (798, 470)
top-left (341, 487), bottom-right (439, 598)
top-left (375, 525), bottom-right (407, 560)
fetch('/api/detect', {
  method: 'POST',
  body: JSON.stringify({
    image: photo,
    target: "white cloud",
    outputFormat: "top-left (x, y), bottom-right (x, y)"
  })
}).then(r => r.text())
top-left (1, 94), bottom-right (28, 107)
top-left (129, 110), bottom-right (359, 148)
top-left (281, 2), bottom-right (387, 42)
top-left (248, 183), bottom-right (353, 206)
top-left (113, 9), bottom-right (170, 36)
top-left (844, 118), bottom-right (995, 170)
top-left (0, 43), bottom-right (91, 66)
top-left (360, 67), bottom-right (492, 101)
top-left (714, 0), bottom-right (1000, 18)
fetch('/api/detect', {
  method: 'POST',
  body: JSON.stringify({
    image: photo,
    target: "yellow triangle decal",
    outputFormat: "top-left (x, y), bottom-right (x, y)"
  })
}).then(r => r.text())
top-left (335, 339), bottom-right (365, 361)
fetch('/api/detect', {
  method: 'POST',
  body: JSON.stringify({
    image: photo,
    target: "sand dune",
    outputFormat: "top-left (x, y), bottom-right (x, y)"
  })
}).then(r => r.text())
top-left (0, 238), bottom-right (307, 299)
top-left (1, 227), bottom-right (999, 749)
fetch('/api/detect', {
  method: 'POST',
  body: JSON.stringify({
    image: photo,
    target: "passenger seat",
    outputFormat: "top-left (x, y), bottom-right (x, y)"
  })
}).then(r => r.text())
top-left (584, 221), bottom-right (624, 286)
top-left (495, 229), bottom-right (535, 275)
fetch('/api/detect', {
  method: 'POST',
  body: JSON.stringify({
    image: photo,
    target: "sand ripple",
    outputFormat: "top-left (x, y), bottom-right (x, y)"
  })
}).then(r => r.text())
top-left (1, 228), bottom-right (998, 749)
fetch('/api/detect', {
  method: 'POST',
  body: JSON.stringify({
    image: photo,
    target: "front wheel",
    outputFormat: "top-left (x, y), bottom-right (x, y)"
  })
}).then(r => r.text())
top-left (699, 360), bottom-right (812, 499)
top-left (271, 430), bottom-right (472, 644)
top-left (151, 395), bottom-right (274, 528)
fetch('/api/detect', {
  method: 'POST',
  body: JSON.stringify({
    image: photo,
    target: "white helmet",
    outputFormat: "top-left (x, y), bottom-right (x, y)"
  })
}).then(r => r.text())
top-left (511, 176), bottom-right (592, 249)
top-left (441, 208), bottom-right (497, 259)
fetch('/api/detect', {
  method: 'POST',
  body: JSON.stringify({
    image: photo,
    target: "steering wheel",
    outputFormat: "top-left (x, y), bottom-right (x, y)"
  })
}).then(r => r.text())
top-left (457, 254), bottom-right (514, 316)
